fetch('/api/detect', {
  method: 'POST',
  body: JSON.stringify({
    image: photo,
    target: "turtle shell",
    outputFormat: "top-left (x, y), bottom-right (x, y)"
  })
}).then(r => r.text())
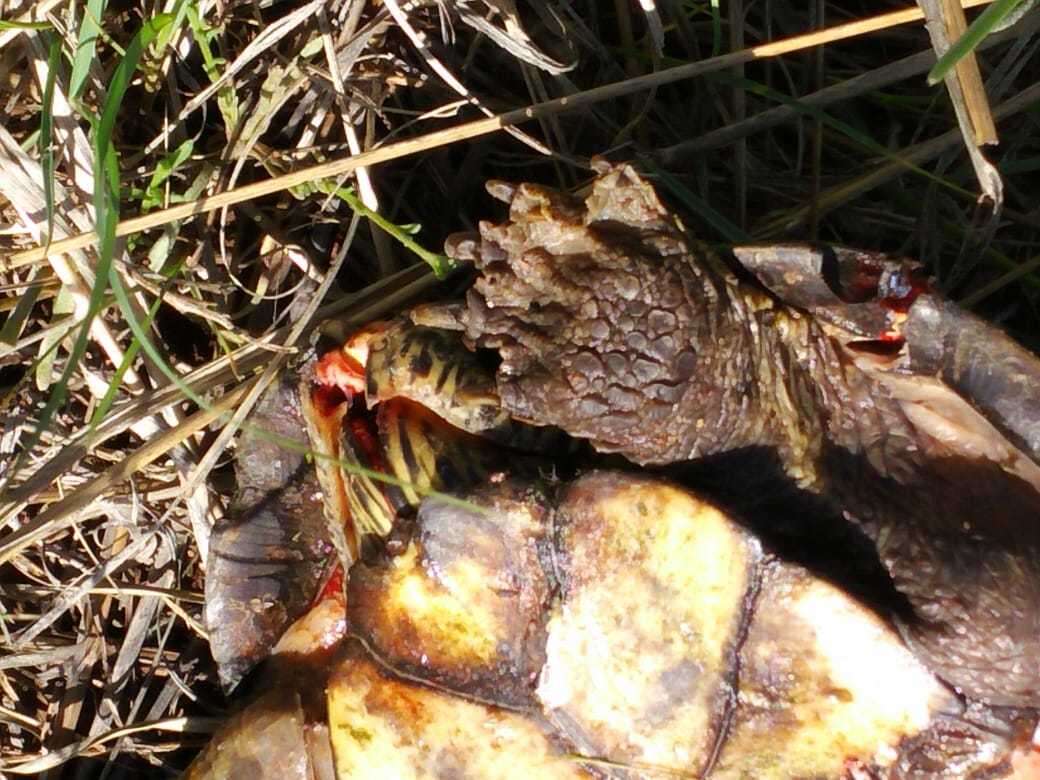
top-left (193, 469), bottom-right (1037, 779)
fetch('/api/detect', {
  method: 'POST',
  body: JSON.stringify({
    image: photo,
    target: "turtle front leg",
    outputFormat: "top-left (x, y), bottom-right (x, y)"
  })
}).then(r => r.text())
top-left (445, 163), bottom-right (798, 467)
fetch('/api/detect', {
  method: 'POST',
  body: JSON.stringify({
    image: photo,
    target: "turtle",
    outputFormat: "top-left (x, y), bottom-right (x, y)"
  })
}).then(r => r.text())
top-left (194, 319), bottom-right (1039, 779)
top-left (193, 162), bottom-right (1040, 777)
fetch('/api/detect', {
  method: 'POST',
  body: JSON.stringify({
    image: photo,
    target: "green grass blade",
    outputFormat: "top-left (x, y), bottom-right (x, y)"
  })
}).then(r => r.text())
top-left (149, 0), bottom-right (192, 62)
top-left (185, 3), bottom-right (240, 130)
top-left (927, 0), bottom-right (1030, 85)
top-left (88, 267), bottom-right (188, 435)
top-left (141, 138), bottom-right (194, 211)
top-left (0, 270), bottom-right (44, 348)
top-left (69, 0), bottom-right (108, 100)
top-left (335, 187), bottom-right (457, 277)
top-left (709, 0), bottom-right (723, 57)
top-left (93, 11), bottom-right (205, 417)
top-left (90, 280), bottom-right (167, 428)
top-left (86, 5), bottom-right (218, 425)
top-left (39, 31), bottom-right (61, 248)
top-left (21, 13), bottom-right (174, 459)
top-left (0, 20), bottom-right (52, 31)
top-left (96, 15), bottom-right (174, 169)
top-left (647, 162), bottom-right (750, 242)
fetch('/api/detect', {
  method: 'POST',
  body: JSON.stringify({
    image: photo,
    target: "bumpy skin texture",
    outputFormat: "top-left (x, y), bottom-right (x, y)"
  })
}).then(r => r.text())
top-left (448, 165), bottom-right (786, 467)
top-left (445, 162), bottom-right (1040, 707)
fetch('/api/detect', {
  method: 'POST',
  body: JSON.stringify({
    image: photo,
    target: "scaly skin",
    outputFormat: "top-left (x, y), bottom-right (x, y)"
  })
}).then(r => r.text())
top-left (449, 167), bottom-right (821, 472)
top-left (444, 161), bottom-right (1040, 707)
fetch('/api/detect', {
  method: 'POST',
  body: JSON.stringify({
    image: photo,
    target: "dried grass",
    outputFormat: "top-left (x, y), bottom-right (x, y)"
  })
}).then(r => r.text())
top-left (0, 0), bottom-right (1038, 775)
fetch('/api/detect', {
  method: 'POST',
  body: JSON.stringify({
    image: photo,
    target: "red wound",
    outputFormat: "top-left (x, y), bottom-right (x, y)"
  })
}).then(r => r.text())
top-left (879, 269), bottom-right (930, 313)
top-left (316, 348), bottom-right (366, 395)
top-left (348, 414), bottom-right (387, 474)
top-left (315, 564), bottom-right (345, 605)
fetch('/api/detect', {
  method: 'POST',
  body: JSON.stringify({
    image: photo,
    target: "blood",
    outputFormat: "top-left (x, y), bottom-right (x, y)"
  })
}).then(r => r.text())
top-left (839, 251), bottom-right (931, 315)
top-left (348, 413), bottom-right (387, 474)
top-left (850, 263), bottom-right (930, 350)
top-left (310, 383), bottom-right (347, 418)
top-left (315, 348), bottom-right (366, 396)
top-left (315, 564), bottom-right (346, 606)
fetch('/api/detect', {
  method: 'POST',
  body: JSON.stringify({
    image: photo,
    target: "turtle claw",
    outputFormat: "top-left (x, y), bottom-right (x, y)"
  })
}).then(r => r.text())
top-left (485, 179), bottom-right (518, 203)
top-left (443, 231), bottom-right (481, 263)
top-left (408, 301), bottom-right (466, 331)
